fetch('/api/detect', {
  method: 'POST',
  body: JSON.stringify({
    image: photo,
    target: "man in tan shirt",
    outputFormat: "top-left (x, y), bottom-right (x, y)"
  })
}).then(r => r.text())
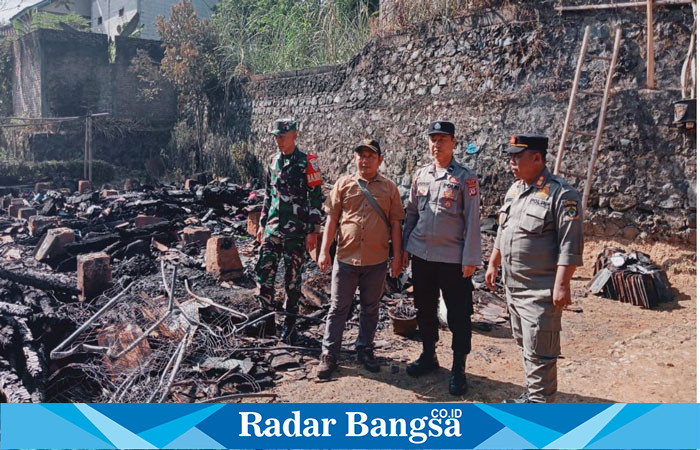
top-left (316, 139), bottom-right (405, 379)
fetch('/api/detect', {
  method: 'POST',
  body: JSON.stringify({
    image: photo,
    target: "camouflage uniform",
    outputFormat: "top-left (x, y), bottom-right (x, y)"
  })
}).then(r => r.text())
top-left (256, 146), bottom-right (323, 314)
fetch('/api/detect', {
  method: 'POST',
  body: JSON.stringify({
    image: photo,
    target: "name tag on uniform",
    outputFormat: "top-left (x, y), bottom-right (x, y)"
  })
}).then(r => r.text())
top-left (529, 197), bottom-right (550, 209)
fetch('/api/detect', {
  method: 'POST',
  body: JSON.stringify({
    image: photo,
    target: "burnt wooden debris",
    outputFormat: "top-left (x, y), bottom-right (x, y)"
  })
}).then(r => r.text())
top-left (1, 177), bottom-right (539, 402)
top-left (589, 247), bottom-right (673, 309)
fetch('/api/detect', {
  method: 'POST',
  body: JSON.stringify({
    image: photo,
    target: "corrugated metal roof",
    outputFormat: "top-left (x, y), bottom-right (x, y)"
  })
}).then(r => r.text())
top-left (0, 0), bottom-right (50, 26)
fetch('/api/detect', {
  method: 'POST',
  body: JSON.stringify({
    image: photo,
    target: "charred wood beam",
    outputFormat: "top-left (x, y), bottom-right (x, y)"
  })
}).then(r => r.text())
top-left (64, 233), bottom-right (120, 256)
top-left (0, 267), bottom-right (80, 296)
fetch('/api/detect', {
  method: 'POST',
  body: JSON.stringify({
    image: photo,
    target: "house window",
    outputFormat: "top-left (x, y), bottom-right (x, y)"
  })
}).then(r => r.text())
top-left (118, 8), bottom-right (124, 17)
top-left (97, 16), bottom-right (103, 25)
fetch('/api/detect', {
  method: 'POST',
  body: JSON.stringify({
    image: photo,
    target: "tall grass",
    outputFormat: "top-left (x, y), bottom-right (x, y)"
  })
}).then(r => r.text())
top-left (211, 0), bottom-right (371, 76)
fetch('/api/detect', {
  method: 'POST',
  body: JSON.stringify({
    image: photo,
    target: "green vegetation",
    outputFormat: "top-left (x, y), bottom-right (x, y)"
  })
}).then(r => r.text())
top-left (12, 9), bottom-right (89, 36)
top-left (130, 0), bottom-right (376, 179)
top-left (211, 0), bottom-right (374, 75)
top-left (132, 0), bottom-right (503, 181)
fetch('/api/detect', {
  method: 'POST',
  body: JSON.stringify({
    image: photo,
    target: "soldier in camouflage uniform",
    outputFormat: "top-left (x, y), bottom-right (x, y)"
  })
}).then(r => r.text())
top-left (255, 118), bottom-right (324, 343)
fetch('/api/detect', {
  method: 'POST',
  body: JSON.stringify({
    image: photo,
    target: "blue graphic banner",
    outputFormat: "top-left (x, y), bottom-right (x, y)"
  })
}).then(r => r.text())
top-left (2, 403), bottom-right (699, 449)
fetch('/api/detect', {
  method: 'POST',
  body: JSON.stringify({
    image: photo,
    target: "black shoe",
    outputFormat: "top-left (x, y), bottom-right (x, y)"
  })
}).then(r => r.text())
top-left (406, 352), bottom-right (439, 377)
top-left (280, 319), bottom-right (298, 345)
top-left (356, 345), bottom-right (380, 373)
top-left (502, 390), bottom-right (531, 403)
top-left (448, 353), bottom-right (467, 396)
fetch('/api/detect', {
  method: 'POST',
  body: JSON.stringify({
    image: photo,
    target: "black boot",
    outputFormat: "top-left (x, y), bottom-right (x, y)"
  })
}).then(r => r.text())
top-left (406, 342), bottom-right (439, 377)
top-left (448, 353), bottom-right (467, 396)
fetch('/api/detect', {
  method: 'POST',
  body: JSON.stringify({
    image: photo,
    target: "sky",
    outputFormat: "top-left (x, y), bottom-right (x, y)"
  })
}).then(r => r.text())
top-left (0, 0), bottom-right (45, 25)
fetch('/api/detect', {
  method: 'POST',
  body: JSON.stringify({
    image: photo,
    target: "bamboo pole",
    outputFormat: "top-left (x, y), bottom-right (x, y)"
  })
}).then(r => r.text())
top-left (555, 25), bottom-right (591, 176)
top-left (647, 0), bottom-right (655, 89)
top-left (556, 0), bottom-right (691, 11)
top-left (83, 115), bottom-right (89, 179)
top-left (88, 115), bottom-right (93, 183)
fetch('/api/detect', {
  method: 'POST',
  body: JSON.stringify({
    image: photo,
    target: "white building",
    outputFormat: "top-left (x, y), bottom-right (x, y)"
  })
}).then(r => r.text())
top-left (91, 0), bottom-right (219, 40)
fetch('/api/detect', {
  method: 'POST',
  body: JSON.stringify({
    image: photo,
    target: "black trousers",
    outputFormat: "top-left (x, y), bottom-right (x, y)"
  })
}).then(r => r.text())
top-left (412, 256), bottom-right (473, 355)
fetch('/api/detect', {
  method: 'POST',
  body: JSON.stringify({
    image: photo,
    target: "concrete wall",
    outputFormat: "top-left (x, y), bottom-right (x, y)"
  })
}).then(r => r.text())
top-left (230, 3), bottom-right (697, 244)
top-left (40, 29), bottom-right (111, 117)
top-left (12, 28), bottom-right (175, 120)
top-left (112, 35), bottom-right (177, 120)
top-left (11, 32), bottom-right (43, 117)
top-left (10, 29), bottom-right (176, 168)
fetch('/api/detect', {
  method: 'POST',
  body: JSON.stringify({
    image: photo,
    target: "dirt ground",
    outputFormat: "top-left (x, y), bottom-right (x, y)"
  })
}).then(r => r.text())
top-left (270, 237), bottom-right (697, 403)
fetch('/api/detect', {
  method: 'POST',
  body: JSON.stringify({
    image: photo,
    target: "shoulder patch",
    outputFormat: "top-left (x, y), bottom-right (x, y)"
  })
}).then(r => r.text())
top-left (466, 178), bottom-right (478, 197)
top-left (563, 199), bottom-right (579, 222)
top-left (306, 153), bottom-right (322, 187)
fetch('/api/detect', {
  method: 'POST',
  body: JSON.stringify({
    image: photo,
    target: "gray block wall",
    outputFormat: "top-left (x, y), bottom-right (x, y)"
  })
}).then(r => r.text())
top-left (229, 4), bottom-right (697, 244)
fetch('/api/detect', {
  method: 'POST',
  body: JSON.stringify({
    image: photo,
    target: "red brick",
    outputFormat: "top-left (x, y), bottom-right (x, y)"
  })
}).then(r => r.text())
top-left (17, 207), bottom-right (37, 220)
top-left (247, 210), bottom-right (261, 237)
top-left (35, 227), bottom-right (75, 261)
top-left (78, 180), bottom-right (91, 193)
top-left (77, 252), bottom-right (112, 300)
top-left (134, 215), bottom-right (161, 227)
top-left (182, 226), bottom-right (211, 246)
top-left (34, 182), bottom-right (51, 193)
top-left (102, 189), bottom-right (119, 198)
top-left (28, 215), bottom-right (59, 236)
top-left (8, 204), bottom-right (22, 217)
top-left (205, 236), bottom-right (243, 280)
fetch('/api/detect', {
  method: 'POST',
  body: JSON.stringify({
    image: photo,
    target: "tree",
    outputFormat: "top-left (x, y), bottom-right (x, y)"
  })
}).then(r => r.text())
top-left (156, 0), bottom-right (217, 170)
top-left (12, 8), bottom-right (89, 36)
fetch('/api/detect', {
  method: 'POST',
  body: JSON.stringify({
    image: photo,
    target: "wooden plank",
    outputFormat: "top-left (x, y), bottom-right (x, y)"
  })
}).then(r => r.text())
top-left (647, 0), bottom-right (655, 89)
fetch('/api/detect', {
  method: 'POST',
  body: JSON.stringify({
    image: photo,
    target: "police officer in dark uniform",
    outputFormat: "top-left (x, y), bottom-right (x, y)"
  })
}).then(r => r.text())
top-left (402, 120), bottom-right (482, 396)
top-left (485, 134), bottom-right (584, 403)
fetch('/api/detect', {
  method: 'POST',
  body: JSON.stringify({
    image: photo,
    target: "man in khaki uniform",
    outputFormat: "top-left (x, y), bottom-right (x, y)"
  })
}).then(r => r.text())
top-left (317, 139), bottom-right (405, 379)
top-left (485, 134), bottom-right (584, 403)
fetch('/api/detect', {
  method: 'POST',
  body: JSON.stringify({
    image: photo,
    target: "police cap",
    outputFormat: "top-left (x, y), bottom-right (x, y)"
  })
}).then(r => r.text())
top-left (427, 120), bottom-right (455, 137)
top-left (505, 134), bottom-right (548, 154)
